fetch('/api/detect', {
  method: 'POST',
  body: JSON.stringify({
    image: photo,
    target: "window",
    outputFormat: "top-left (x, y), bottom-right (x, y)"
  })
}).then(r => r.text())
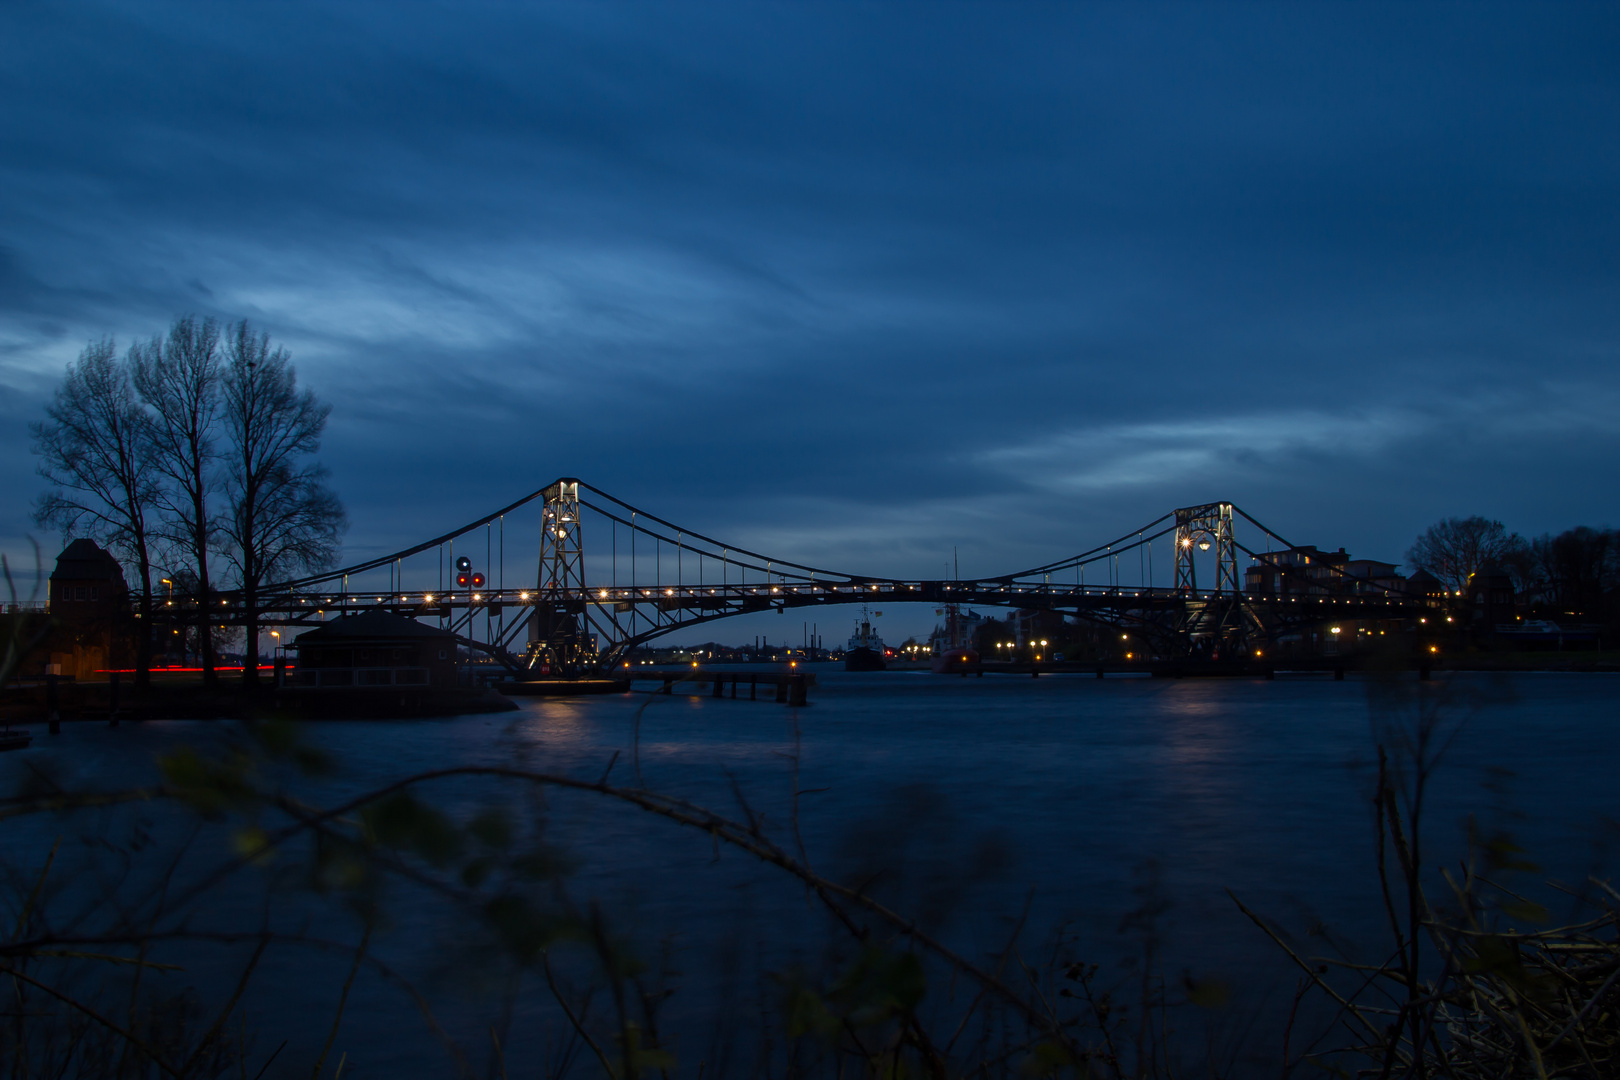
top-left (74, 587), bottom-right (87, 601)
top-left (89, 587), bottom-right (99, 601)
top-left (437, 649), bottom-right (447, 660)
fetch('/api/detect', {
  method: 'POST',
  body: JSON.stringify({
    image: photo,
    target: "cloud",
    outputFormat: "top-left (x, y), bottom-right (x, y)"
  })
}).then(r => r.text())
top-left (4, 3), bottom-right (1620, 600)
top-left (976, 410), bottom-right (1419, 494)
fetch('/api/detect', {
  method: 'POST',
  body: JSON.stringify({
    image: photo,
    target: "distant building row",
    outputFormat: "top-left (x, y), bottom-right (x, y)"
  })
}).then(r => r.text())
top-left (1243, 545), bottom-right (1446, 602)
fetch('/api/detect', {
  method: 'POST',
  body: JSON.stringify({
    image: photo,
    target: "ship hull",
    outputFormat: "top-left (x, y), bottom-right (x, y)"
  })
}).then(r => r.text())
top-left (930, 648), bottom-right (981, 675)
top-left (844, 647), bottom-right (886, 672)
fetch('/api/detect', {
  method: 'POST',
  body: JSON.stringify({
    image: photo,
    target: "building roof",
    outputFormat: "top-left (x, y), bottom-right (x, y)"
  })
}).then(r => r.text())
top-left (292, 608), bottom-right (457, 646)
top-left (1342, 558), bottom-right (1401, 577)
top-left (1407, 569), bottom-right (1445, 591)
top-left (50, 538), bottom-right (128, 585)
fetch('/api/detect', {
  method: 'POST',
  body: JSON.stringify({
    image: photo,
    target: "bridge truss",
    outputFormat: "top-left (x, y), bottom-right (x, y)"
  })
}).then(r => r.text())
top-left (236, 478), bottom-right (1423, 675)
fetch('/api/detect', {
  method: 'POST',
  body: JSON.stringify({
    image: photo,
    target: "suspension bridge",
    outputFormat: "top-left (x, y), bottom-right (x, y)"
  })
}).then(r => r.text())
top-left (226, 478), bottom-right (1422, 675)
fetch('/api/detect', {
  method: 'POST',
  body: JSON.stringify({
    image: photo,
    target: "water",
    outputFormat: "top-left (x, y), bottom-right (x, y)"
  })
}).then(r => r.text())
top-left (5, 670), bottom-right (1617, 1076)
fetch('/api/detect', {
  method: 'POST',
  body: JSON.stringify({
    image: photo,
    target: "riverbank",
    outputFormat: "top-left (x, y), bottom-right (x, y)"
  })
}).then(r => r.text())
top-left (1423, 649), bottom-right (1620, 672)
top-left (0, 674), bottom-right (517, 722)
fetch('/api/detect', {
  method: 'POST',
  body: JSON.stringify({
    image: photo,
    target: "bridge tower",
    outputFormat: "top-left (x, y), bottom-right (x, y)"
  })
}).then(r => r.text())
top-left (1173, 503), bottom-right (1238, 594)
top-left (1173, 503), bottom-right (1249, 652)
top-left (527, 478), bottom-right (596, 673)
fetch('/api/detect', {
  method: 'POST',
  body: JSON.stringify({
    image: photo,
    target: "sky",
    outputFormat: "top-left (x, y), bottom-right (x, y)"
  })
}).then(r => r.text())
top-left (3, 3), bottom-right (1619, 644)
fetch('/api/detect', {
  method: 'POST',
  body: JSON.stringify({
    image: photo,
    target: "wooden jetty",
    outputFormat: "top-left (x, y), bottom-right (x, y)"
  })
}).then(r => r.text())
top-left (631, 670), bottom-right (815, 705)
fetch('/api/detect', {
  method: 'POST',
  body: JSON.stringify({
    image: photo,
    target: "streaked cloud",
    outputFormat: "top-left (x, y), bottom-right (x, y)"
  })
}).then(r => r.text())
top-left (3, 3), bottom-right (1619, 604)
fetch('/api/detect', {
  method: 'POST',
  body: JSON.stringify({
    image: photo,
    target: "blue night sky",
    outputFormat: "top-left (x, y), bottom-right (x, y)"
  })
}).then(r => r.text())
top-left (4, 4), bottom-right (1618, 642)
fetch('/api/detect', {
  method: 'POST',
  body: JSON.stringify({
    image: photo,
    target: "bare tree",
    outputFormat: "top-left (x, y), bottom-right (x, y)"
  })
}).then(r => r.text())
top-left (133, 316), bottom-right (224, 687)
top-left (220, 320), bottom-right (345, 687)
top-left (29, 339), bottom-right (159, 687)
top-left (1405, 515), bottom-right (1523, 594)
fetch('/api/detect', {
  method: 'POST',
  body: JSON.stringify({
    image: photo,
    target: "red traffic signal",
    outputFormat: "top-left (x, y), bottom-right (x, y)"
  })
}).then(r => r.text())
top-left (456, 572), bottom-right (470, 588)
top-left (471, 573), bottom-right (486, 589)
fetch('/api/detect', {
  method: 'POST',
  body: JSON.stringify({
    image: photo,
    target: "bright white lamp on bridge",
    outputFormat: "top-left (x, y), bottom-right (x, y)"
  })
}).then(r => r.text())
top-left (1198, 540), bottom-right (1210, 551)
top-left (1330, 626), bottom-right (1341, 635)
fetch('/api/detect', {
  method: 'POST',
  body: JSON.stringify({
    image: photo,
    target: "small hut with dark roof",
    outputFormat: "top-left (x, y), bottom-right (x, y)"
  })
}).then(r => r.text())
top-left (50, 538), bottom-right (128, 614)
top-left (290, 609), bottom-right (459, 690)
top-left (45, 539), bottom-right (131, 679)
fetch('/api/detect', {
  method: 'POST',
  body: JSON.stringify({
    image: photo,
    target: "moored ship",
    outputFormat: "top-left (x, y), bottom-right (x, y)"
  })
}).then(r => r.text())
top-left (845, 606), bottom-right (887, 671)
top-left (929, 601), bottom-right (982, 674)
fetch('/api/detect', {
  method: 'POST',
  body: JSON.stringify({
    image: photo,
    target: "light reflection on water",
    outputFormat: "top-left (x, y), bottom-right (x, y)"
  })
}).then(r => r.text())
top-left (3, 670), bottom-right (1616, 1075)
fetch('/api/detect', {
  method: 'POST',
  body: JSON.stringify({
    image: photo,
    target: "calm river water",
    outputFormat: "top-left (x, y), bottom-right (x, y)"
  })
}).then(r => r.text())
top-left (5, 669), bottom-right (1617, 1077)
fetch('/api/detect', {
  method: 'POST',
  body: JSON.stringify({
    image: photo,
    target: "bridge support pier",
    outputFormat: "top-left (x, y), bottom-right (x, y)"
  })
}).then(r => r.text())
top-left (750, 676), bottom-right (757, 701)
top-left (788, 675), bottom-right (807, 706)
top-left (730, 675), bottom-right (738, 699)
top-left (775, 681), bottom-right (789, 704)
top-left (713, 674), bottom-right (724, 698)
